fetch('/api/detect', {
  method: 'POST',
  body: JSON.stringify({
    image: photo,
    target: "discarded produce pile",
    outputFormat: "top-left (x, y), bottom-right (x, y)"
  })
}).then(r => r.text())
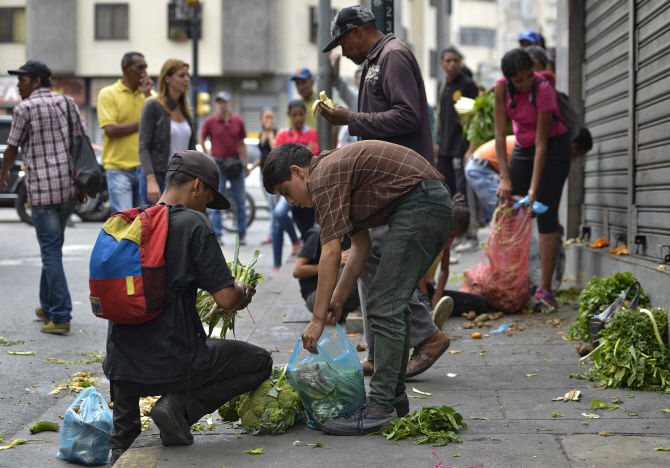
top-left (196, 236), bottom-right (263, 338)
top-left (574, 308), bottom-right (670, 393)
top-left (566, 272), bottom-right (650, 342)
top-left (372, 405), bottom-right (467, 447)
top-left (218, 367), bottom-right (304, 436)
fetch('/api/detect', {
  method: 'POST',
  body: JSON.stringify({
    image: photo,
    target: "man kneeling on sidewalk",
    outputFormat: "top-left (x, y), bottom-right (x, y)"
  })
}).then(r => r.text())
top-left (104, 151), bottom-right (272, 465)
top-left (263, 140), bottom-right (453, 436)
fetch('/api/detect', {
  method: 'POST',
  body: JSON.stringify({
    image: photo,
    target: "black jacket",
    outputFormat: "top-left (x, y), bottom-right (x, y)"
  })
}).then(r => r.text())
top-left (139, 97), bottom-right (196, 176)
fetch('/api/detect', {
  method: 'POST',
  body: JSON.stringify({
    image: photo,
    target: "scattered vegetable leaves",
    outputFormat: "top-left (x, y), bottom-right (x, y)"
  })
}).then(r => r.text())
top-left (550, 412), bottom-right (562, 418)
top-left (611, 398), bottom-right (623, 404)
top-left (590, 398), bottom-right (623, 411)
top-left (372, 406), bottom-right (466, 447)
top-left (628, 413), bottom-right (638, 417)
top-left (242, 448), bottom-right (263, 455)
top-left (662, 408), bottom-right (670, 413)
top-left (655, 445), bottom-right (670, 451)
top-left (581, 422), bottom-right (589, 426)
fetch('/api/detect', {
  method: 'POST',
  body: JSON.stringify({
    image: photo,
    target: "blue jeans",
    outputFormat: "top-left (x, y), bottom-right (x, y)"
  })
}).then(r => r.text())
top-left (271, 197), bottom-right (299, 268)
top-left (107, 167), bottom-right (141, 215)
top-left (261, 170), bottom-right (278, 239)
top-left (210, 159), bottom-right (246, 238)
top-left (366, 181), bottom-right (452, 412)
top-left (139, 168), bottom-right (165, 206)
top-left (464, 159), bottom-right (500, 223)
top-left (32, 198), bottom-right (77, 324)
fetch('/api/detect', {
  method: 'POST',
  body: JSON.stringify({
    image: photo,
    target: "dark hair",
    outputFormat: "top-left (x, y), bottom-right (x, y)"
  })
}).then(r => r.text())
top-left (287, 99), bottom-right (306, 113)
top-left (359, 21), bottom-right (378, 31)
top-left (501, 49), bottom-right (535, 108)
top-left (260, 106), bottom-right (274, 117)
top-left (525, 45), bottom-right (548, 70)
top-left (28, 73), bottom-right (51, 88)
top-left (165, 170), bottom-right (195, 190)
top-left (538, 33), bottom-right (547, 50)
top-left (441, 46), bottom-right (463, 60)
top-left (452, 193), bottom-right (470, 235)
top-left (573, 127), bottom-right (593, 153)
top-left (121, 52), bottom-right (144, 69)
top-left (262, 143), bottom-right (313, 194)
top-left (460, 65), bottom-right (473, 78)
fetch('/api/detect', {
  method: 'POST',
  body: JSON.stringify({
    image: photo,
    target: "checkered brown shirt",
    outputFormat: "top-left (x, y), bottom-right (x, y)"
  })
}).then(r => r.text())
top-left (307, 140), bottom-right (444, 244)
top-left (7, 88), bottom-right (86, 206)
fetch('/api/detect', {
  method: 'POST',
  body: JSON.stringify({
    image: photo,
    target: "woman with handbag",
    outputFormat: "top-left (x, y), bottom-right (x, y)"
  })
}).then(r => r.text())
top-left (139, 59), bottom-right (196, 205)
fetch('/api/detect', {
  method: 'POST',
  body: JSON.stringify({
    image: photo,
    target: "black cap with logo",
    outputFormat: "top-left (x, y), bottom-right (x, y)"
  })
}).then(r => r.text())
top-left (322, 6), bottom-right (376, 53)
top-left (8, 60), bottom-right (52, 80)
top-left (166, 151), bottom-right (230, 210)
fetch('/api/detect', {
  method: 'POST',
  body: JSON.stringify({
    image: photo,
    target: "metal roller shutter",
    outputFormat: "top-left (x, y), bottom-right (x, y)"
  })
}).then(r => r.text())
top-left (633, 0), bottom-right (670, 261)
top-left (581, 0), bottom-right (631, 245)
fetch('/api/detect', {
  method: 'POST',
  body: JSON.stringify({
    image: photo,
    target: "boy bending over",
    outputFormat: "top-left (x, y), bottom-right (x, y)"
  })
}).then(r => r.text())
top-left (263, 140), bottom-right (452, 435)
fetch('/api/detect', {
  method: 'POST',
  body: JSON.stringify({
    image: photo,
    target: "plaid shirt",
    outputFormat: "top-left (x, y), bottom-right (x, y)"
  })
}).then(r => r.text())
top-left (7, 88), bottom-right (86, 206)
top-left (307, 140), bottom-right (444, 244)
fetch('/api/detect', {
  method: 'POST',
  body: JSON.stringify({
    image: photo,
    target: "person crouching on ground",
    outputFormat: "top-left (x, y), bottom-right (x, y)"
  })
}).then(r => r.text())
top-left (263, 140), bottom-right (452, 436)
top-left (104, 151), bottom-right (272, 466)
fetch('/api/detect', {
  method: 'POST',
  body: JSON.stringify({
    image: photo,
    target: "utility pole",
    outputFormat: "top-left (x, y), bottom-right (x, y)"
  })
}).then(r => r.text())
top-left (190, 2), bottom-right (201, 131)
top-left (436, 0), bottom-right (450, 90)
top-left (317, 0), bottom-right (333, 151)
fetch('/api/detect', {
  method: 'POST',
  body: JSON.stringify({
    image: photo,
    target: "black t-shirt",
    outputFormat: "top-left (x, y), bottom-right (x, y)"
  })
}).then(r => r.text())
top-left (438, 73), bottom-right (479, 159)
top-left (297, 226), bottom-right (351, 300)
top-left (103, 205), bottom-right (235, 384)
top-left (258, 128), bottom-right (277, 170)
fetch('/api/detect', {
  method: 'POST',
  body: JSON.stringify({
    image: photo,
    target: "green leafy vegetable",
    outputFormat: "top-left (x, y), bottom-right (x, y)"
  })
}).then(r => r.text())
top-left (572, 308), bottom-right (670, 393)
top-left (655, 445), bottom-right (670, 451)
top-left (589, 398), bottom-right (623, 411)
top-left (0, 338), bottom-right (25, 346)
top-left (581, 422), bottom-right (589, 426)
top-left (628, 413), bottom-right (638, 417)
top-left (550, 412), bottom-right (562, 418)
top-left (627, 394), bottom-right (635, 398)
top-left (566, 273), bottom-right (650, 342)
top-left (662, 408), bottom-right (670, 413)
top-left (461, 94), bottom-right (496, 149)
top-left (217, 395), bottom-right (243, 422)
top-left (372, 405), bottom-right (466, 447)
top-left (611, 398), bottom-right (623, 404)
top-left (242, 448), bottom-right (263, 455)
top-left (230, 367), bottom-right (304, 436)
top-left (196, 236), bottom-right (264, 338)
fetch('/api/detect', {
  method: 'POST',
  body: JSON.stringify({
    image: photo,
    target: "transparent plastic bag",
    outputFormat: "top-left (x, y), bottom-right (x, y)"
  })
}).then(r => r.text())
top-left (461, 199), bottom-right (532, 313)
top-left (57, 386), bottom-right (113, 466)
top-left (286, 322), bottom-right (366, 430)
top-left (589, 282), bottom-right (641, 345)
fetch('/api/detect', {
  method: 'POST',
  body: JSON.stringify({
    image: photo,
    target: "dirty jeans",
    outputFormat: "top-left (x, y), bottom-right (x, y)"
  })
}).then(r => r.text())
top-left (31, 198), bottom-right (77, 324)
top-left (464, 159), bottom-right (500, 223)
top-left (210, 159), bottom-right (247, 238)
top-left (106, 167), bottom-right (141, 215)
top-left (108, 340), bottom-right (272, 451)
top-left (364, 181), bottom-right (453, 412)
top-left (359, 225), bottom-right (439, 362)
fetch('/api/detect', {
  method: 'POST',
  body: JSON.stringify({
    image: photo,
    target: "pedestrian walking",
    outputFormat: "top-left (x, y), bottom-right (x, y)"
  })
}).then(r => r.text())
top-left (97, 52), bottom-right (154, 215)
top-left (0, 60), bottom-right (85, 334)
top-left (138, 59), bottom-right (196, 205)
top-left (199, 91), bottom-right (248, 245)
top-left (103, 151), bottom-right (271, 466)
top-left (249, 107), bottom-right (278, 244)
top-left (263, 140), bottom-right (452, 435)
top-left (494, 48), bottom-right (571, 308)
top-left (270, 100), bottom-right (319, 277)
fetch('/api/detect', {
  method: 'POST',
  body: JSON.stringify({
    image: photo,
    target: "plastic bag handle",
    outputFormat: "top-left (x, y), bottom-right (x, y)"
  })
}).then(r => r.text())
top-left (628, 282), bottom-right (642, 310)
top-left (69, 386), bottom-right (97, 408)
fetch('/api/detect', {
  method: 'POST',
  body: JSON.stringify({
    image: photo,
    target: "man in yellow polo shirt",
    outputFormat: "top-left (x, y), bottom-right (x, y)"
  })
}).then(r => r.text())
top-left (97, 52), bottom-right (154, 214)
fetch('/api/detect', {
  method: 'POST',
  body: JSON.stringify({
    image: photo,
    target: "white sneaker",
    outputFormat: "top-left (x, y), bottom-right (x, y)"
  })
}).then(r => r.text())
top-left (449, 254), bottom-right (460, 264)
top-left (454, 239), bottom-right (479, 253)
top-left (433, 296), bottom-right (454, 330)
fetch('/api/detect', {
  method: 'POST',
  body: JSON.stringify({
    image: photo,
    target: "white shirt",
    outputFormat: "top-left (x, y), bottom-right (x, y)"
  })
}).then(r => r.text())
top-left (170, 119), bottom-right (192, 157)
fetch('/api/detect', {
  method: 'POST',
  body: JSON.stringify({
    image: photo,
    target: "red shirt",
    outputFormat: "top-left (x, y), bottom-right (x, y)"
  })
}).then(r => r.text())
top-left (276, 125), bottom-right (319, 155)
top-left (200, 113), bottom-right (247, 158)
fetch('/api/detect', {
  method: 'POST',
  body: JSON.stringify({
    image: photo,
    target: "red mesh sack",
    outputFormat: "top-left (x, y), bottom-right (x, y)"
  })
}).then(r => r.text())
top-left (461, 199), bottom-right (532, 313)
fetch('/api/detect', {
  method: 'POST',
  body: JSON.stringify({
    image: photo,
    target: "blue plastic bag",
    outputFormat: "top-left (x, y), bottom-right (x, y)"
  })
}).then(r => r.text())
top-left (57, 386), bottom-right (113, 466)
top-left (286, 323), bottom-right (366, 429)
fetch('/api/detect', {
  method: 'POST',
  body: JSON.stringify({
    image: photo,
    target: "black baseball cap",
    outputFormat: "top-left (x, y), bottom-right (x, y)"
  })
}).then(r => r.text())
top-left (322, 6), bottom-right (376, 53)
top-left (167, 151), bottom-right (230, 210)
top-left (8, 60), bottom-right (51, 79)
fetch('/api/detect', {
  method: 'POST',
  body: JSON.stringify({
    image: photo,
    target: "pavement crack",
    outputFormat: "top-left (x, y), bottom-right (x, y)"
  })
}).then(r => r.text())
top-left (555, 433), bottom-right (575, 467)
top-left (495, 390), bottom-right (507, 419)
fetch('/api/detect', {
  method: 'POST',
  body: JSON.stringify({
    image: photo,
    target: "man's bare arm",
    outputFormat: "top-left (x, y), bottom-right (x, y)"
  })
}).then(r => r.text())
top-left (103, 122), bottom-right (140, 139)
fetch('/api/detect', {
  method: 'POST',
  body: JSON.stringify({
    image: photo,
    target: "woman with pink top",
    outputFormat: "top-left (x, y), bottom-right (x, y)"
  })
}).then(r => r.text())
top-left (494, 48), bottom-right (571, 308)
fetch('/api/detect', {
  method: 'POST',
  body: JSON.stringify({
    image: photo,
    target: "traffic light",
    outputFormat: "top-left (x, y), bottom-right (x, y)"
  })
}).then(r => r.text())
top-left (185, 0), bottom-right (200, 7)
top-left (197, 92), bottom-right (211, 116)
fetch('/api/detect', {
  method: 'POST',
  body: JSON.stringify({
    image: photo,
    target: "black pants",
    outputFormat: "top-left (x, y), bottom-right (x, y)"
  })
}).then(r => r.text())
top-left (291, 207), bottom-right (315, 240)
top-left (108, 340), bottom-right (272, 451)
top-left (437, 155), bottom-right (466, 197)
top-left (423, 288), bottom-right (489, 316)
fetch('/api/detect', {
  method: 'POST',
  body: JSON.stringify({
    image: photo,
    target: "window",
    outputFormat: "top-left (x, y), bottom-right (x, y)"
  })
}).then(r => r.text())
top-left (460, 27), bottom-right (496, 47)
top-left (0, 8), bottom-right (26, 43)
top-left (95, 3), bottom-right (129, 40)
top-left (168, 2), bottom-right (197, 41)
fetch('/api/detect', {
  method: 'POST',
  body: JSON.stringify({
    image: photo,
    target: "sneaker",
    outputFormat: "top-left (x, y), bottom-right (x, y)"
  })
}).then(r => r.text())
top-left (454, 239), bottom-right (479, 253)
top-left (150, 393), bottom-right (194, 446)
top-left (35, 307), bottom-right (50, 323)
top-left (239, 237), bottom-right (247, 246)
top-left (432, 296), bottom-right (454, 330)
top-left (109, 448), bottom-right (126, 466)
top-left (405, 331), bottom-right (450, 378)
top-left (449, 254), bottom-right (460, 264)
top-left (393, 394), bottom-right (410, 418)
top-left (534, 287), bottom-right (558, 309)
top-left (40, 321), bottom-right (70, 334)
top-left (262, 237), bottom-right (272, 244)
top-left (321, 402), bottom-right (397, 436)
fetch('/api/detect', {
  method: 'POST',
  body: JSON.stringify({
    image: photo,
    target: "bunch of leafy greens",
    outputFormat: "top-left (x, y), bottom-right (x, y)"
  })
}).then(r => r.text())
top-left (463, 94), bottom-right (495, 149)
top-left (566, 272), bottom-right (650, 342)
top-left (574, 308), bottom-right (670, 393)
top-left (372, 406), bottom-right (467, 447)
top-left (222, 367), bottom-right (304, 435)
top-left (217, 395), bottom-right (243, 422)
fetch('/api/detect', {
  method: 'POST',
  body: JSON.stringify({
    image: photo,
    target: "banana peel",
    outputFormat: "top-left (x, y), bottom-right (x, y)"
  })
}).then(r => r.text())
top-left (311, 91), bottom-right (335, 117)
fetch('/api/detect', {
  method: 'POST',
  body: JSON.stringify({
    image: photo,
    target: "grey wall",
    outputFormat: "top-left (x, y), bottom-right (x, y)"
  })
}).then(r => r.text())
top-left (26, 0), bottom-right (77, 75)
top-left (222, 0), bottom-right (276, 74)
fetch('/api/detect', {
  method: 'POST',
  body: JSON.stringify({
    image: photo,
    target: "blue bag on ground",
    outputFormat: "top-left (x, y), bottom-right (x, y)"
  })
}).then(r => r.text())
top-left (57, 386), bottom-right (113, 466)
top-left (286, 322), bottom-right (366, 430)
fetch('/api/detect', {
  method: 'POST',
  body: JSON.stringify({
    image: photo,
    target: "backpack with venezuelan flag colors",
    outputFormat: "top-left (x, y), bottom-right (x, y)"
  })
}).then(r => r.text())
top-left (89, 205), bottom-right (171, 324)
